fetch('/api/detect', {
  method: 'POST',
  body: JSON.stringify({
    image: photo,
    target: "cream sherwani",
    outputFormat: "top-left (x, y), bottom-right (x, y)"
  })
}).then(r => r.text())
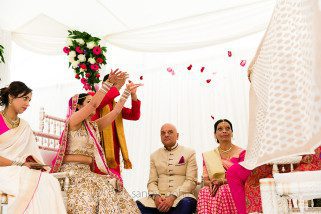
top-left (139, 144), bottom-right (198, 208)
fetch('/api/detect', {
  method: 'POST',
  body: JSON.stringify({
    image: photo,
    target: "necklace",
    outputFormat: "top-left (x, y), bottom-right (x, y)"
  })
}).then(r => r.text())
top-left (219, 146), bottom-right (232, 153)
top-left (2, 110), bottom-right (20, 128)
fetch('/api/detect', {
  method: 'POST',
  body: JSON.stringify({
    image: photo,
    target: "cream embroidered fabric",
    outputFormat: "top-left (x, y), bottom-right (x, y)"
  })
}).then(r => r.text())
top-left (66, 124), bottom-right (95, 157)
top-left (242, 0), bottom-right (321, 169)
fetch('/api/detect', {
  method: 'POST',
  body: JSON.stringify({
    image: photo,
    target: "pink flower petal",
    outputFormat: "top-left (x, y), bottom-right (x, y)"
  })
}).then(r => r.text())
top-left (187, 64), bottom-right (192, 70)
top-left (211, 115), bottom-right (215, 120)
top-left (228, 51), bottom-right (232, 57)
top-left (167, 67), bottom-right (173, 73)
top-left (206, 79), bottom-right (211, 83)
top-left (200, 67), bottom-right (205, 73)
top-left (240, 60), bottom-right (246, 67)
top-left (140, 76), bottom-right (143, 80)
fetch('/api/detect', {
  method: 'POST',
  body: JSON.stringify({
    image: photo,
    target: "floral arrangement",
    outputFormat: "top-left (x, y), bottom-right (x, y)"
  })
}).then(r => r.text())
top-left (0, 44), bottom-right (5, 63)
top-left (63, 30), bottom-right (107, 91)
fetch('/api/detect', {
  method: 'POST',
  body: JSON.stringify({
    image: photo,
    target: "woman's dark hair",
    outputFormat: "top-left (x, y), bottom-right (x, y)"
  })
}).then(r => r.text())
top-left (214, 119), bottom-right (233, 143)
top-left (0, 81), bottom-right (32, 106)
top-left (75, 93), bottom-right (89, 111)
top-left (103, 74), bottom-right (109, 82)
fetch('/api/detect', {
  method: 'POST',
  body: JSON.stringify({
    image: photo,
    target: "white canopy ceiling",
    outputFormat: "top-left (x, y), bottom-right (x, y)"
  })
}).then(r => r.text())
top-left (0, 0), bottom-right (276, 53)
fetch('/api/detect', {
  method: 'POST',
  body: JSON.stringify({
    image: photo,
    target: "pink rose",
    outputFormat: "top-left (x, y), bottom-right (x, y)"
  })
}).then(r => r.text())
top-left (96, 57), bottom-right (104, 64)
top-left (84, 84), bottom-right (91, 91)
top-left (90, 64), bottom-right (99, 71)
top-left (75, 74), bottom-right (80, 79)
top-left (96, 73), bottom-right (100, 78)
top-left (92, 46), bottom-right (102, 55)
top-left (85, 73), bottom-right (91, 78)
top-left (81, 78), bottom-right (87, 84)
top-left (79, 64), bottom-right (87, 70)
top-left (63, 47), bottom-right (70, 54)
top-left (75, 46), bottom-right (84, 54)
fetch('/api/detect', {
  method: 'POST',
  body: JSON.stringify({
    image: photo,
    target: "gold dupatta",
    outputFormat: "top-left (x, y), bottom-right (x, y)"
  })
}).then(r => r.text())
top-left (203, 148), bottom-right (225, 180)
top-left (101, 101), bottom-right (132, 169)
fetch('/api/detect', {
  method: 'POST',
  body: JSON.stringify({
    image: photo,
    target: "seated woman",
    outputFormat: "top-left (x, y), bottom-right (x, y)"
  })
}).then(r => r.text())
top-left (197, 119), bottom-right (245, 214)
top-left (50, 70), bottom-right (141, 213)
top-left (0, 81), bottom-right (66, 213)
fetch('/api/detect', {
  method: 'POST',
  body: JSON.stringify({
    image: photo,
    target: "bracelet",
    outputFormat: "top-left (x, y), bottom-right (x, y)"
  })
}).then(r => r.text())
top-left (12, 160), bottom-right (24, 166)
top-left (100, 87), bottom-right (107, 94)
top-left (102, 81), bottom-right (113, 91)
top-left (120, 89), bottom-right (131, 101)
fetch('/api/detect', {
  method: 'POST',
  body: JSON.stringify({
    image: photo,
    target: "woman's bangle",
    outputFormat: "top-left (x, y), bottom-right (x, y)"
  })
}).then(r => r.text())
top-left (102, 81), bottom-right (113, 91)
top-left (120, 89), bottom-right (131, 101)
top-left (99, 81), bottom-right (113, 94)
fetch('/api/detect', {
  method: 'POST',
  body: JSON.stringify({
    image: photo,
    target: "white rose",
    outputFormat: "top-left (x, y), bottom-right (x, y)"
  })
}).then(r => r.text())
top-left (86, 41), bottom-right (96, 49)
top-left (80, 68), bottom-right (85, 72)
top-left (76, 39), bottom-right (85, 45)
top-left (72, 61), bottom-right (79, 69)
top-left (69, 51), bottom-right (76, 57)
top-left (69, 56), bottom-right (75, 63)
top-left (78, 54), bottom-right (86, 62)
top-left (67, 38), bottom-right (73, 46)
top-left (88, 58), bottom-right (96, 64)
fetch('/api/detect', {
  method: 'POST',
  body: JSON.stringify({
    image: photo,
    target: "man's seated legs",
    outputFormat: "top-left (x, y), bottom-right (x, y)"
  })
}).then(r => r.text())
top-left (169, 197), bottom-right (196, 214)
top-left (137, 197), bottom-right (197, 214)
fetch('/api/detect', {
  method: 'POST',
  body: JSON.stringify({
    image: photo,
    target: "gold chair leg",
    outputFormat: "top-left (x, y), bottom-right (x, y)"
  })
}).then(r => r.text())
top-left (0, 193), bottom-right (9, 214)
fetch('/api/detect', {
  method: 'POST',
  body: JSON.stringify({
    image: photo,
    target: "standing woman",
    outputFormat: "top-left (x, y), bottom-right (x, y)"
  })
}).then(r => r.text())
top-left (0, 81), bottom-right (66, 213)
top-left (197, 119), bottom-right (245, 214)
top-left (50, 70), bottom-right (141, 213)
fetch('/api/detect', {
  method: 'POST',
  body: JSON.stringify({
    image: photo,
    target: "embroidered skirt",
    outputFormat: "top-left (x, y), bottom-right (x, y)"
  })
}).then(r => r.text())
top-left (60, 163), bottom-right (139, 214)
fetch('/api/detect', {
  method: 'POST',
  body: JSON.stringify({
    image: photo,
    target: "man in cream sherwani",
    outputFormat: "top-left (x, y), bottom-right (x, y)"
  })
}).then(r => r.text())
top-left (137, 123), bottom-right (198, 214)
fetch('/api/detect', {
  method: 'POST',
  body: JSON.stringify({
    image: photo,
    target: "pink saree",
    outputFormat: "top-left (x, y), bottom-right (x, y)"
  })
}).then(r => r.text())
top-left (197, 148), bottom-right (245, 214)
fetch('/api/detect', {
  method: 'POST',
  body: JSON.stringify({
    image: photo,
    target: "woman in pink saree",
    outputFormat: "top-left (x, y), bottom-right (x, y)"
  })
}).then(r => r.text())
top-left (0, 81), bottom-right (66, 213)
top-left (50, 70), bottom-right (141, 213)
top-left (197, 119), bottom-right (246, 214)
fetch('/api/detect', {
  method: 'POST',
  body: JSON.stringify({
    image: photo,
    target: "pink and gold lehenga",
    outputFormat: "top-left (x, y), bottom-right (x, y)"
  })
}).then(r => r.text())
top-left (50, 95), bottom-right (139, 214)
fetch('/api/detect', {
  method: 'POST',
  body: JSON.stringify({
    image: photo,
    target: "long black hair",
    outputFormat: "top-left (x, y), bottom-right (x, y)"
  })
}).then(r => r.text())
top-left (0, 81), bottom-right (32, 106)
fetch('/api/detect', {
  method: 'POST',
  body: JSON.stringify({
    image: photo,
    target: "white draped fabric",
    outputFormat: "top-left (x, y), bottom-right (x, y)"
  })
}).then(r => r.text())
top-left (242, 0), bottom-right (321, 169)
top-left (105, 0), bottom-right (275, 52)
top-left (0, 0), bottom-right (275, 56)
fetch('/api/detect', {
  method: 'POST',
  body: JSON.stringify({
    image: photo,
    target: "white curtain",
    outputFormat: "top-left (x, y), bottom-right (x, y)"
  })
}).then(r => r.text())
top-left (0, 30), bottom-right (12, 86)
